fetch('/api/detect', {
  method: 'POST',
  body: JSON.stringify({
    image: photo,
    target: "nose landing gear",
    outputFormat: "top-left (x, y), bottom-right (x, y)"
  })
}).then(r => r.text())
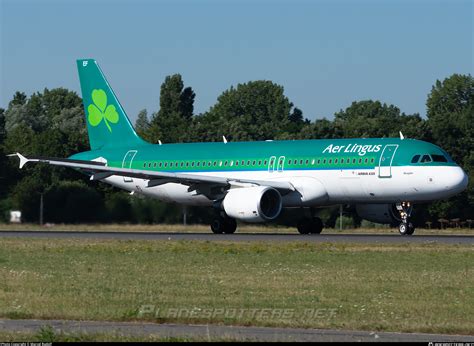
top-left (396, 202), bottom-right (415, 235)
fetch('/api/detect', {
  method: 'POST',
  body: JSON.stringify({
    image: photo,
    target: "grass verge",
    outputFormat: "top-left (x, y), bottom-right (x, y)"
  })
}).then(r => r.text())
top-left (0, 222), bottom-right (472, 235)
top-left (0, 238), bottom-right (472, 334)
top-left (0, 326), bottom-right (225, 342)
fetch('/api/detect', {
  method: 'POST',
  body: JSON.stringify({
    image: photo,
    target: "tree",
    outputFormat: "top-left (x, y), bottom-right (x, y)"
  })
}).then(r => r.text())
top-left (0, 108), bottom-right (7, 198)
top-left (148, 74), bottom-right (195, 143)
top-left (426, 74), bottom-right (473, 164)
top-left (284, 106), bottom-right (310, 135)
top-left (193, 80), bottom-right (298, 142)
top-left (134, 109), bottom-right (151, 140)
top-left (334, 100), bottom-right (425, 139)
top-left (2, 89), bottom-right (93, 221)
top-left (8, 91), bottom-right (27, 107)
top-left (0, 108), bottom-right (5, 145)
top-left (426, 74), bottom-right (474, 220)
top-left (298, 118), bottom-right (343, 140)
top-left (42, 88), bottom-right (82, 121)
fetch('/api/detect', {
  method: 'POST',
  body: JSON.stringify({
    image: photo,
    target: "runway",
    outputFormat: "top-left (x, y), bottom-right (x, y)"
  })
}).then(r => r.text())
top-left (0, 319), bottom-right (472, 342)
top-left (1, 230), bottom-right (473, 244)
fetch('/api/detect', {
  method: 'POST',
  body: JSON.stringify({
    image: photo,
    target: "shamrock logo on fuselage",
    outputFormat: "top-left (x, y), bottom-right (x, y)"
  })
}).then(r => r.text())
top-left (87, 89), bottom-right (119, 132)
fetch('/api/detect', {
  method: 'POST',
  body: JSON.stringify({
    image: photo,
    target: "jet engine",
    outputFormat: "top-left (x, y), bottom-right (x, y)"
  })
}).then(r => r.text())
top-left (222, 186), bottom-right (282, 222)
top-left (356, 204), bottom-right (401, 224)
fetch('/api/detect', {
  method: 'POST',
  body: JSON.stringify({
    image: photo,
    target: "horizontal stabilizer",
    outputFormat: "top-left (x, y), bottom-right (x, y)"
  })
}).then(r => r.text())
top-left (8, 153), bottom-right (33, 169)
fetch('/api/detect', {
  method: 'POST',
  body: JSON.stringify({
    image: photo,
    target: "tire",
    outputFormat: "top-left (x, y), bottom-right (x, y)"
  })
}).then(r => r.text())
top-left (297, 218), bottom-right (311, 234)
top-left (223, 218), bottom-right (237, 234)
top-left (406, 222), bottom-right (415, 235)
top-left (211, 218), bottom-right (224, 234)
top-left (311, 217), bottom-right (323, 234)
top-left (399, 222), bottom-right (410, 236)
top-left (211, 216), bottom-right (237, 234)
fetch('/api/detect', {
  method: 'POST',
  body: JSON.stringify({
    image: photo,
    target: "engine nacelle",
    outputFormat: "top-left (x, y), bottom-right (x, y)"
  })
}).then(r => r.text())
top-left (356, 204), bottom-right (401, 224)
top-left (222, 186), bottom-right (282, 223)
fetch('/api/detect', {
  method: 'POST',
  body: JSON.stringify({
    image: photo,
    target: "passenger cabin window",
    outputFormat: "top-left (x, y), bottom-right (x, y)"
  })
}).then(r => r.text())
top-left (431, 154), bottom-right (448, 163)
top-left (420, 155), bottom-right (432, 163)
top-left (411, 155), bottom-right (420, 163)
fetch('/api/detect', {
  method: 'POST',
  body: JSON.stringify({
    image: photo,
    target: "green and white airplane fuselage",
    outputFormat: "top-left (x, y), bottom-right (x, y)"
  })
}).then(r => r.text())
top-left (73, 139), bottom-right (466, 206)
top-left (12, 59), bottom-right (468, 235)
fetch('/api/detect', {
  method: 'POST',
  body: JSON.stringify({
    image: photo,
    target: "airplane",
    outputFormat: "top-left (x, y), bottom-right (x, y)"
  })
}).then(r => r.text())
top-left (11, 59), bottom-right (469, 235)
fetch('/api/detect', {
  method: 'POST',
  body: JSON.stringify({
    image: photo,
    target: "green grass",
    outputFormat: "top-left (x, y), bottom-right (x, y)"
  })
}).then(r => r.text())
top-left (1, 222), bottom-right (473, 235)
top-left (0, 326), bottom-right (230, 342)
top-left (0, 238), bottom-right (472, 335)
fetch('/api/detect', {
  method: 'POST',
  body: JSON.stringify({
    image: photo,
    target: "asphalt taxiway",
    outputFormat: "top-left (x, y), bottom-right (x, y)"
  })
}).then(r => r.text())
top-left (0, 319), bottom-right (472, 342)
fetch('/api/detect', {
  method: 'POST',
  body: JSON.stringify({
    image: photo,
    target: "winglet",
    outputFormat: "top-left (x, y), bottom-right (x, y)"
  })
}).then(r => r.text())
top-left (399, 131), bottom-right (405, 140)
top-left (8, 153), bottom-right (29, 169)
top-left (223, 136), bottom-right (228, 144)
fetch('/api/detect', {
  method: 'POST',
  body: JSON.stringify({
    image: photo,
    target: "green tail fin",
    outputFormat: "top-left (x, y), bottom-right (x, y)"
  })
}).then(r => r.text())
top-left (77, 59), bottom-right (149, 150)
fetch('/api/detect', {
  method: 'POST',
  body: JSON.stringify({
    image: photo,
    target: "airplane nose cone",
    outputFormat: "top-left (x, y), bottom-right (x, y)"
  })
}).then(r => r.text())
top-left (445, 167), bottom-right (468, 193)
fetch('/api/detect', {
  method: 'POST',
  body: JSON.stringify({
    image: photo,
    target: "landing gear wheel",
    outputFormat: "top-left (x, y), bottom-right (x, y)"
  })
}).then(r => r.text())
top-left (211, 216), bottom-right (237, 234)
top-left (211, 218), bottom-right (224, 234)
top-left (396, 202), bottom-right (415, 236)
top-left (399, 222), bottom-right (415, 236)
top-left (222, 218), bottom-right (237, 234)
top-left (297, 218), bottom-right (311, 234)
top-left (297, 217), bottom-right (323, 234)
top-left (312, 217), bottom-right (323, 234)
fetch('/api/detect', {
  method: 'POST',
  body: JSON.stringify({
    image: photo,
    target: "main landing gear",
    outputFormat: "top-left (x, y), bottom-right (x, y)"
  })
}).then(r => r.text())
top-left (297, 217), bottom-right (324, 234)
top-left (210, 214), bottom-right (237, 234)
top-left (396, 202), bottom-right (415, 236)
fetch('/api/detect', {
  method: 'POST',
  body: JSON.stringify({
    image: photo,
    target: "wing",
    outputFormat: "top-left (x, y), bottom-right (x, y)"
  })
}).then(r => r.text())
top-left (10, 153), bottom-right (295, 195)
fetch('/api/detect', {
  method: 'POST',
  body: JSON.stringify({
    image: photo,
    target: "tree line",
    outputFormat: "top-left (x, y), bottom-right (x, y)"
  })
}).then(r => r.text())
top-left (0, 73), bottom-right (472, 227)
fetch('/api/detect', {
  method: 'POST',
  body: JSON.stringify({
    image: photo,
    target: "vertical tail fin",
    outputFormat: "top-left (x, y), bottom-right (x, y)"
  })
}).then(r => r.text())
top-left (77, 59), bottom-right (148, 150)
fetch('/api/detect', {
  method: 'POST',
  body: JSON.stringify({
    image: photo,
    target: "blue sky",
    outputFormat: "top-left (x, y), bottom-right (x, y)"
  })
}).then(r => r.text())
top-left (1, 0), bottom-right (472, 122)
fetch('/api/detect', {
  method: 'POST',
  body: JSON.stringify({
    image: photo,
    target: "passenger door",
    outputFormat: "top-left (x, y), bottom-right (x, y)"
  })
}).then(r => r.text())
top-left (268, 156), bottom-right (276, 173)
top-left (122, 150), bottom-right (137, 182)
top-left (378, 145), bottom-right (398, 178)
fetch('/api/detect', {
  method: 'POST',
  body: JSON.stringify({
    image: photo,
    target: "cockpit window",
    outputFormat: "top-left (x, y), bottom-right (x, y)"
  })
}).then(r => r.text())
top-left (420, 154), bottom-right (432, 163)
top-left (411, 155), bottom-right (420, 163)
top-left (431, 154), bottom-right (448, 163)
top-left (440, 149), bottom-right (453, 162)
